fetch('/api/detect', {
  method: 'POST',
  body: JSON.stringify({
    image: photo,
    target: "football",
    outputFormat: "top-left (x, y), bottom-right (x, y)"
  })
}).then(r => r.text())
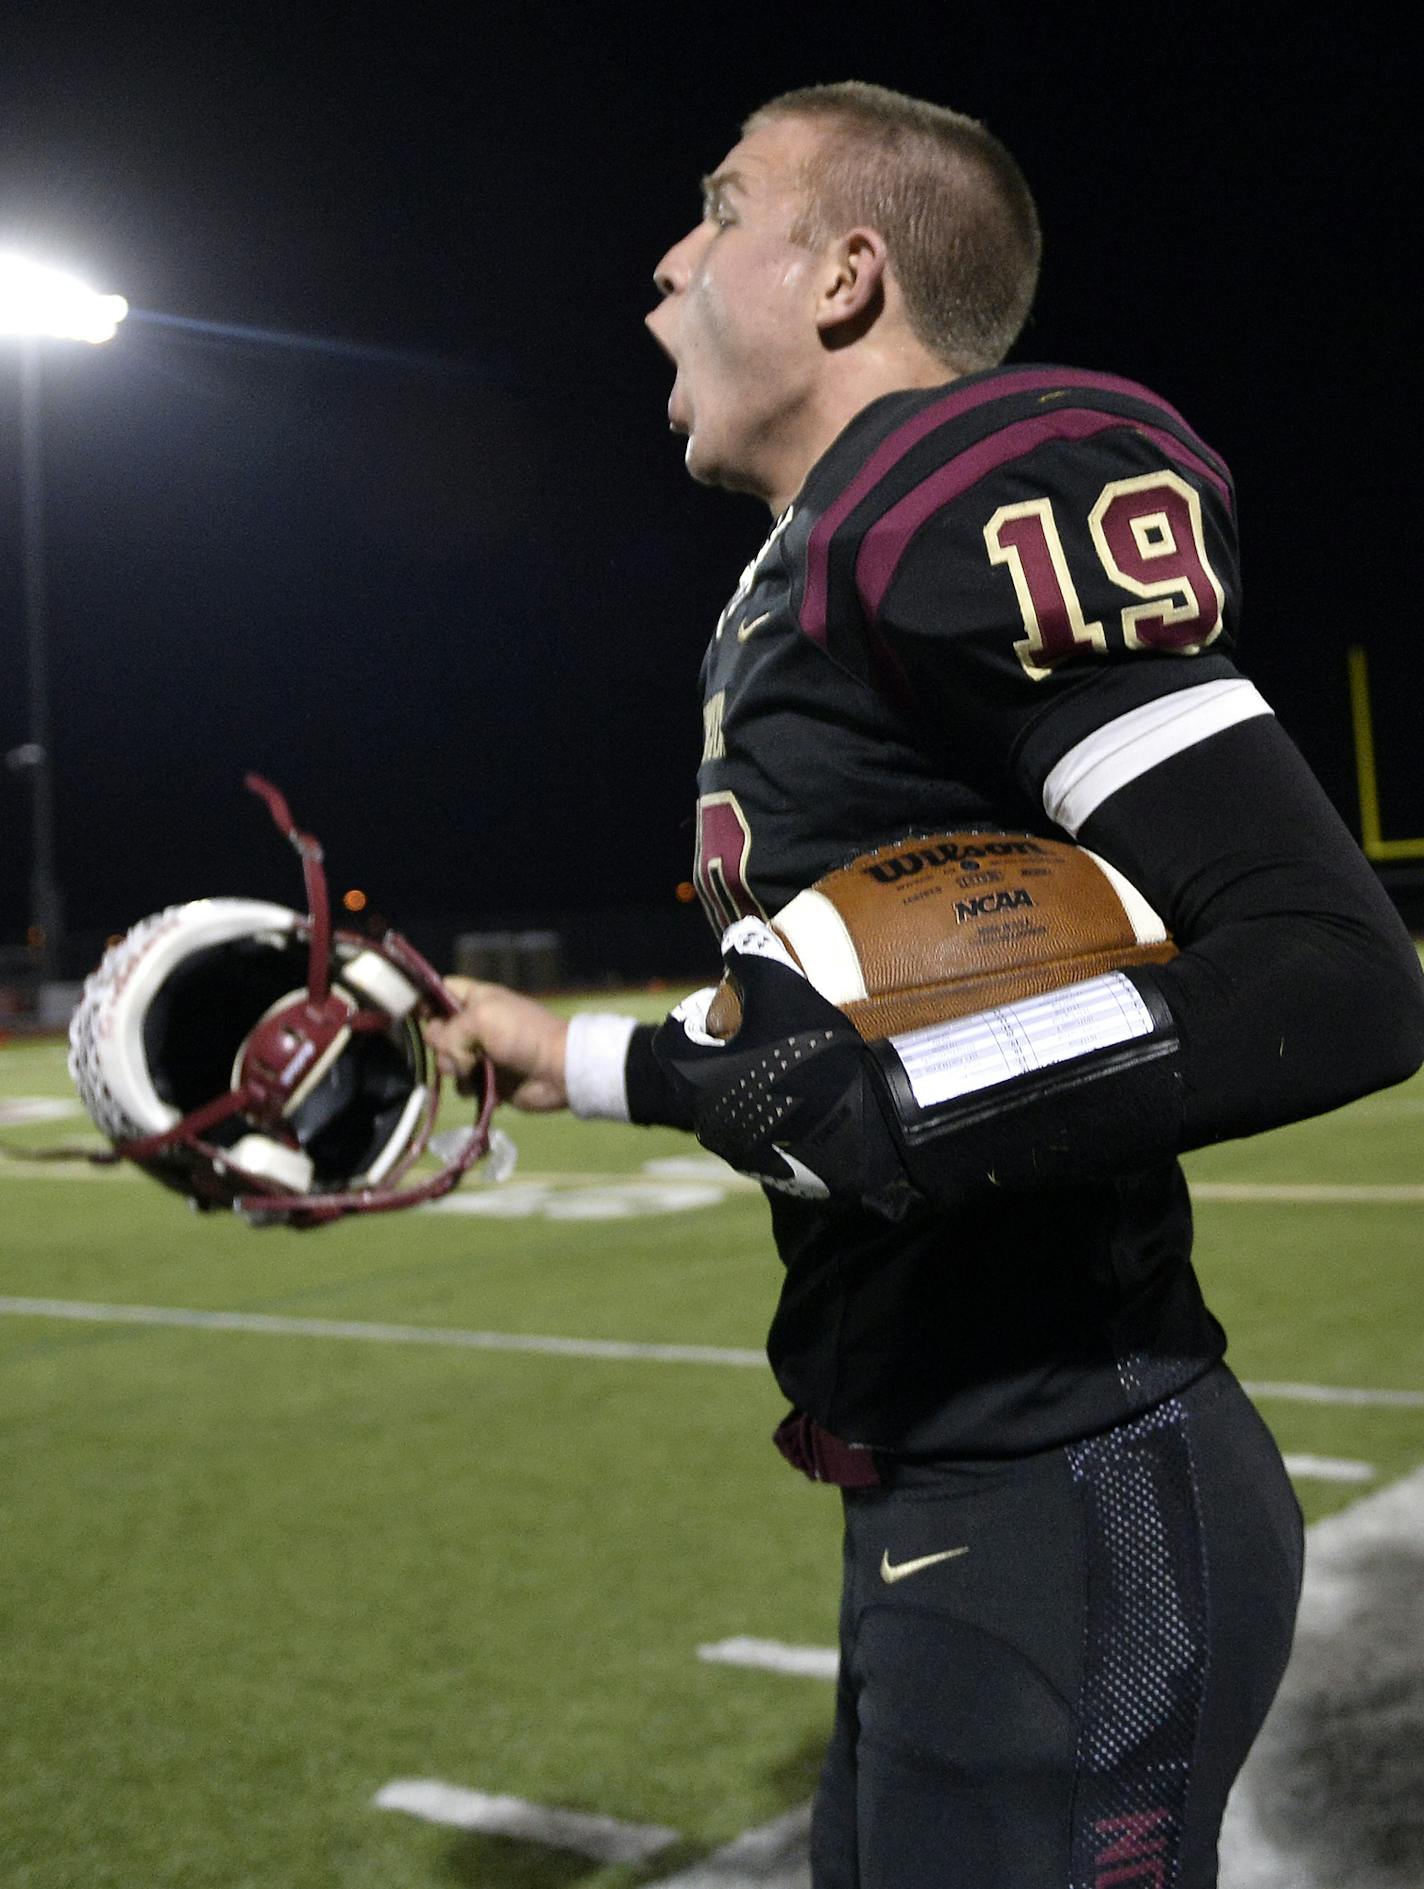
top-left (707, 831), bottom-right (1176, 1041)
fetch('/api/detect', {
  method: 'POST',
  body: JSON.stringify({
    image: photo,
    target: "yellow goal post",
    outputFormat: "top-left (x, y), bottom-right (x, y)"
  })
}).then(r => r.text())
top-left (1347, 646), bottom-right (1424, 862)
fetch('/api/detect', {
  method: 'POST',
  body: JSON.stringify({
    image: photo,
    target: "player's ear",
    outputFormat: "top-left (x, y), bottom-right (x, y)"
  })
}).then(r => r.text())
top-left (816, 228), bottom-right (889, 342)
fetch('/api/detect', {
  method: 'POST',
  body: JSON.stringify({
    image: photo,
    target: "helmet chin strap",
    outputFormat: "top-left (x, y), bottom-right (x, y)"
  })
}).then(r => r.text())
top-left (113, 777), bottom-right (495, 1224)
top-left (244, 773), bottom-right (333, 1005)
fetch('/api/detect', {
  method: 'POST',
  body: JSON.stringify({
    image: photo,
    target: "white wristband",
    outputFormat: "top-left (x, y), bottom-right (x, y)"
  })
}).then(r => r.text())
top-left (564, 1012), bottom-right (639, 1121)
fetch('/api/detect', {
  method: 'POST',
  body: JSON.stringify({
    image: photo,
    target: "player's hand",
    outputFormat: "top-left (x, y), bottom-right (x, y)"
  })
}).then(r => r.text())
top-left (424, 977), bottom-right (570, 1112)
top-left (652, 919), bottom-right (920, 1217)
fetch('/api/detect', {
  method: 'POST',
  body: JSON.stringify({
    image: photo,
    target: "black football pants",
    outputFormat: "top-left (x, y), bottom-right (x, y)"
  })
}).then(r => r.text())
top-left (810, 1365), bottom-right (1304, 1889)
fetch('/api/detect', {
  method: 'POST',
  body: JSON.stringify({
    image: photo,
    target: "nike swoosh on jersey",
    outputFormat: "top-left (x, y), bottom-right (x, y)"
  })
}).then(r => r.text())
top-left (879, 1546), bottom-right (970, 1584)
top-left (736, 609), bottom-right (774, 642)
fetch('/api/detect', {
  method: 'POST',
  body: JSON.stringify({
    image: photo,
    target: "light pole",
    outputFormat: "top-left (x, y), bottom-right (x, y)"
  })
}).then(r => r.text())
top-left (1, 253), bottom-right (127, 983)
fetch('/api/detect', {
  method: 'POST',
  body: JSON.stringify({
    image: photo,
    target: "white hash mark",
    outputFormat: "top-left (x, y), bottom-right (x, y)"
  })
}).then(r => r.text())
top-left (372, 1781), bottom-right (678, 1865)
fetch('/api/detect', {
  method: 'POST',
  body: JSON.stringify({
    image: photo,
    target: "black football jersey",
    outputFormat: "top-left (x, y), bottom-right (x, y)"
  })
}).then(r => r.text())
top-left (691, 364), bottom-right (1240, 1457)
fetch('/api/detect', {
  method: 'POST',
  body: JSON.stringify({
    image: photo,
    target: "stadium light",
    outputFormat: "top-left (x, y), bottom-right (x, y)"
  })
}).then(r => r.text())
top-left (2, 252), bottom-right (128, 987)
top-left (0, 253), bottom-right (129, 344)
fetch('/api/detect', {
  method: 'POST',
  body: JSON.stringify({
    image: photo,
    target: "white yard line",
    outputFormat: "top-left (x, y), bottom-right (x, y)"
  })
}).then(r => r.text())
top-left (1243, 1379), bottom-right (1424, 1411)
top-left (3, 1301), bottom-right (1422, 1418)
top-left (0, 1297), bottom-right (765, 1367)
top-left (0, 1098), bottom-right (82, 1124)
top-left (372, 1781), bottom-right (677, 1864)
top-left (1280, 1453), bottom-right (1375, 1483)
top-left (698, 1639), bottom-right (840, 1681)
top-left (646, 1804), bottom-right (813, 1889)
top-left (1191, 1182), bottom-right (1424, 1204)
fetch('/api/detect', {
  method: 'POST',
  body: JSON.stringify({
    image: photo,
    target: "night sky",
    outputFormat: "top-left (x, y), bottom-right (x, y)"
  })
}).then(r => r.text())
top-left (1, 6), bottom-right (1418, 975)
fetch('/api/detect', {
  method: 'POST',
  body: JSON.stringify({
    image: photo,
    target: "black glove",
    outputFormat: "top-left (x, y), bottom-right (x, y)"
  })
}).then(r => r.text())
top-left (651, 920), bottom-right (925, 1220)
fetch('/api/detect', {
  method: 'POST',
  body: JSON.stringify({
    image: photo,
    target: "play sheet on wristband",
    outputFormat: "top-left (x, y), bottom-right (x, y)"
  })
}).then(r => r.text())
top-left (888, 972), bottom-right (1157, 1109)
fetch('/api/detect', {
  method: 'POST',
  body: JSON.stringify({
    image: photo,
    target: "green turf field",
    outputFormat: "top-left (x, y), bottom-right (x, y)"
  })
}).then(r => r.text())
top-left (2, 993), bottom-right (1422, 1888)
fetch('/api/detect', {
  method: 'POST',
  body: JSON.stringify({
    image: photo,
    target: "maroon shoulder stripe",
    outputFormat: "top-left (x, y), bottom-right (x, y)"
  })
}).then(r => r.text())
top-left (799, 368), bottom-right (1221, 648)
top-left (856, 410), bottom-right (1233, 625)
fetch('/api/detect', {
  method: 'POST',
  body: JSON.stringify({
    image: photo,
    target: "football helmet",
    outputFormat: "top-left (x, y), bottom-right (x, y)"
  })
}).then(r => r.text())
top-left (69, 775), bottom-right (495, 1226)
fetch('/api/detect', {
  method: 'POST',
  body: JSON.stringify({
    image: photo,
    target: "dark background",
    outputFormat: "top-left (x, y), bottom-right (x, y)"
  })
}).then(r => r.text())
top-left (1, 3), bottom-right (1419, 979)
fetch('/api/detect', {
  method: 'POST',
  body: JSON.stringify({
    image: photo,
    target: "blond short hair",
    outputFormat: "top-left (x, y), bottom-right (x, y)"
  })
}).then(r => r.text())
top-left (745, 81), bottom-right (1041, 373)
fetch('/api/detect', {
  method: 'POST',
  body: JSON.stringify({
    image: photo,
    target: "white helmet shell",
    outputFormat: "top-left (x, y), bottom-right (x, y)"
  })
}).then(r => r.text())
top-left (70, 899), bottom-right (301, 1143)
top-left (68, 898), bottom-right (438, 1216)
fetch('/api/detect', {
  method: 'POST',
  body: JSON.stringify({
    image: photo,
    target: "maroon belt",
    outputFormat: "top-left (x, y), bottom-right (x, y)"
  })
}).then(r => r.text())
top-left (773, 1409), bottom-right (884, 1488)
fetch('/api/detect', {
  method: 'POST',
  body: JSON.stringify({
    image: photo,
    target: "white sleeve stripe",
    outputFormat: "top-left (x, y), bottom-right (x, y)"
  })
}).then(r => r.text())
top-left (564, 1012), bottom-right (639, 1121)
top-left (1042, 678), bottom-right (1274, 835)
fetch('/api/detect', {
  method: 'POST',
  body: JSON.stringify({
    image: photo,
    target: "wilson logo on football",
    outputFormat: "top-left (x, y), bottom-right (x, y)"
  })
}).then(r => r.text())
top-left (862, 838), bottom-right (1046, 884)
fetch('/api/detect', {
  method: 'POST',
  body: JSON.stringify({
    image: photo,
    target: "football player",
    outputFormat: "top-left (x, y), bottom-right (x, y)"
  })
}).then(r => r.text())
top-left (426, 84), bottom-right (1424, 1888)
